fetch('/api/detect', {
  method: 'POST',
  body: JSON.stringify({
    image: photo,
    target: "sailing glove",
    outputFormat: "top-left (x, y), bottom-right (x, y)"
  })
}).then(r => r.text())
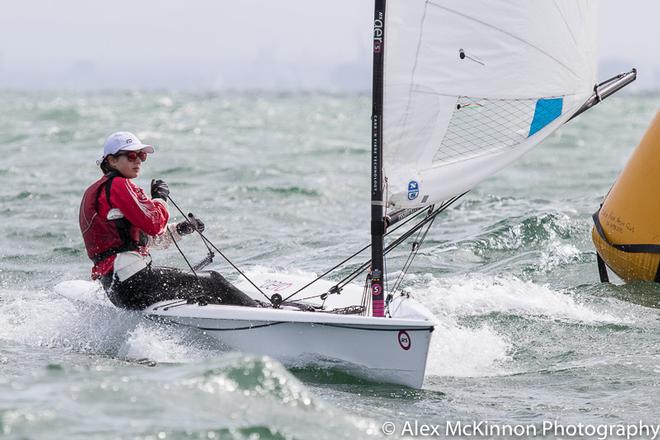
top-left (176, 213), bottom-right (205, 236)
top-left (150, 179), bottom-right (170, 200)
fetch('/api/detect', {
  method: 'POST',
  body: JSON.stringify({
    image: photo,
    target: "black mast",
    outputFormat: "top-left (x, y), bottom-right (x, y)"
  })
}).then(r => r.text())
top-left (370, 0), bottom-right (386, 317)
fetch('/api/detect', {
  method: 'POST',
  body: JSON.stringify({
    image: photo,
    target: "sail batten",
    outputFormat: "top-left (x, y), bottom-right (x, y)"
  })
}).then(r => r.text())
top-left (382, 0), bottom-right (598, 209)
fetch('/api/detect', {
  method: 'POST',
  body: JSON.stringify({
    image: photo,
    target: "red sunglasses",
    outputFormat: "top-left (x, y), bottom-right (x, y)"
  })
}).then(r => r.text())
top-left (116, 150), bottom-right (148, 162)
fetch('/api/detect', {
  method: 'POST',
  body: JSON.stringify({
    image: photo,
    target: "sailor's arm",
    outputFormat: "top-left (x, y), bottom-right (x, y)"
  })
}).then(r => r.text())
top-left (109, 177), bottom-right (170, 236)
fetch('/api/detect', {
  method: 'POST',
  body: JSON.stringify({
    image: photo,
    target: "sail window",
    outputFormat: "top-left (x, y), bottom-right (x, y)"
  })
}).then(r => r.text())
top-left (432, 96), bottom-right (563, 164)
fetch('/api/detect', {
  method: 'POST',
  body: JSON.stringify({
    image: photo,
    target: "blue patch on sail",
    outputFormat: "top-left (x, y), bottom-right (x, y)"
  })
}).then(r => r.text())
top-left (407, 181), bottom-right (419, 200)
top-left (528, 98), bottom-right (563, 137)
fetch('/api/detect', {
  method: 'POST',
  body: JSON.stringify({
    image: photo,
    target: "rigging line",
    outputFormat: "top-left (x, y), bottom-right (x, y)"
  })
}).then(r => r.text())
top-left (391, 212), bottom-right (436, 295)
top-left (166, 195), bottom-right (213, 255)
top-left (281, 243), bottom-right (371, 302)
top-left (381, 197), bottom-right (458, 256)
top-left (335, 193), bottom-right (466, 291)
top-left (427, 1), bottom-right (579, 78)
top-left (391, 214), bottom-right (427, 293)
top-left (343, 193), bottom-right (463, 288)
top-left (284, 226), bottom-right (420, 304)
top-left (280, 203), bottom-right (433, 303)
top-left (196, 233), bottom-right (270, 301)
top-left (167, 227), bottom-right (197, 278)
top-left (166, 194), bottom-right (270, 302)
top-left (338, 206), bottom-right (445, 289)
top-left (337, 211), bottom-right (436, 290)
top-left (293, 293), bottom-right (329, 302)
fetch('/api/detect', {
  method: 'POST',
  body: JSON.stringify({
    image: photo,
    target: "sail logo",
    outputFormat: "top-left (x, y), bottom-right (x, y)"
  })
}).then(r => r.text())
top-left (407, 181), bottom-right (419, 200)
top-left (373, 13), bottom-right (383, 53)
top-left (398, 330), bottom-right (411, 350)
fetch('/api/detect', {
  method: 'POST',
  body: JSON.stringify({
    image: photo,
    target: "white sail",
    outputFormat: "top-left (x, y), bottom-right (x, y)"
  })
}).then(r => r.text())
top-left (383, 0), bottom-right (598, 208)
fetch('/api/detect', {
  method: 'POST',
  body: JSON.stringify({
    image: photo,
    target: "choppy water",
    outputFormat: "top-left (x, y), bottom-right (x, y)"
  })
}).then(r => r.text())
top-left (0, 90), bottom-right (659, 439)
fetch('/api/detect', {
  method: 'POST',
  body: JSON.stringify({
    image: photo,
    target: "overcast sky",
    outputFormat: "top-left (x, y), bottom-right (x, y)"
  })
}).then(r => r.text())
top-left (0, 0), bottom-right (657, 91)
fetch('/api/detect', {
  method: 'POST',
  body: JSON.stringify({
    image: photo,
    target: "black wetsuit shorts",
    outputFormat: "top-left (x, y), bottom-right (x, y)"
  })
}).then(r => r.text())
top-left (101, 266), bottom-right (258, 310)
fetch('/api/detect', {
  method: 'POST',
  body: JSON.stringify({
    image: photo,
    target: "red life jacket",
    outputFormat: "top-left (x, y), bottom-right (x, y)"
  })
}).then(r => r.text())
top-left (79, 174), bottom-right (143, 269)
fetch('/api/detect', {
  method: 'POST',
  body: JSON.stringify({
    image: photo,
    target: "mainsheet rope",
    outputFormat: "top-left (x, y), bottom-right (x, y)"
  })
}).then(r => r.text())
top-left (166, 192), bottom-right (465, 306)
top-left (166, 194), bottom-right (271, 303)
top-left (282, 192), bottom-right (467, 303)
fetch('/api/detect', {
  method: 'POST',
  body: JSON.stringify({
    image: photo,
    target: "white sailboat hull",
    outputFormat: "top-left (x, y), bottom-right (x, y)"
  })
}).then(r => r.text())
top-left (145, 300), bottom-right (434, 388)
top-left (55, 273), bottom-right (436, 388)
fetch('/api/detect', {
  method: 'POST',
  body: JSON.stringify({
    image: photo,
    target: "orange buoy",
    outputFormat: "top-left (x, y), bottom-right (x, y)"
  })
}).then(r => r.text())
top-left (592, 110), bottom-right (660, 282)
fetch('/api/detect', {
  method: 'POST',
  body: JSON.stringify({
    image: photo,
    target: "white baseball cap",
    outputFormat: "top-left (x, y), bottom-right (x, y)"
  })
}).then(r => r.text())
top-left (100, 131), bottom-right (155, 161)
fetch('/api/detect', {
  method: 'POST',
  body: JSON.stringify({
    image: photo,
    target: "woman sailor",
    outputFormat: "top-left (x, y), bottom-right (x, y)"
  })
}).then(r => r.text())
top-left (79, 131), bottom-right (257, 310)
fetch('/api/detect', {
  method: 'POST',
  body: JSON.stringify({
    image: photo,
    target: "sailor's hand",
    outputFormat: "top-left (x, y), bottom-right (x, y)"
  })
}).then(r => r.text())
top-left (176, 213), bottom-right (205, 235)
top-left (150, 179), bottom-right (170, 200)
